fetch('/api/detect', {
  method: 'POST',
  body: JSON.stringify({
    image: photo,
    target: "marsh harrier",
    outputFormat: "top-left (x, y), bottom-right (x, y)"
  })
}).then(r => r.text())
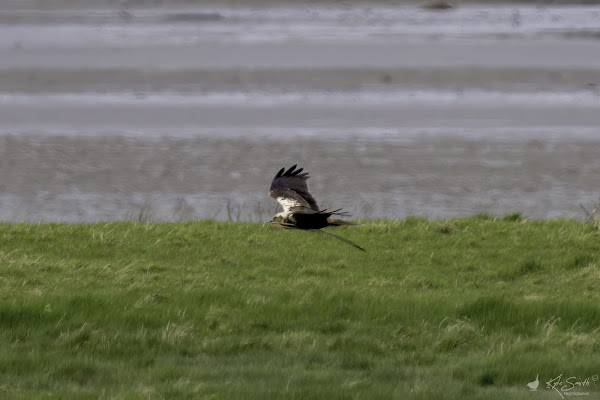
top-left (269, 165), bottom-right (364, 251)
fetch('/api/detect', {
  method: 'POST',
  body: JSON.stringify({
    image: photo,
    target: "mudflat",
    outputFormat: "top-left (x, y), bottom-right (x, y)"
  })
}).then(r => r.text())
top-left (3, 134), bottom-right (600, 222)
top-left (1, 2), bottom-right (599, 221)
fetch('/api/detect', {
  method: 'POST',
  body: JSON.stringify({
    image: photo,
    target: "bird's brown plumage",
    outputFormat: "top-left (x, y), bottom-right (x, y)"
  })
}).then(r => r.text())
top-left (268, 165), bottom-right (364, 251)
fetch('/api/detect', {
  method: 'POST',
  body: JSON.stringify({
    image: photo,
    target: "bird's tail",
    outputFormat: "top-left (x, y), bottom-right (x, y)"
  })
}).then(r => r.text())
top-left (327, 218), bottom-right (358, 227)
top-left (321, 208), bottom-right (355, 227)
top-left (317, 208), bottom-right (351, 217)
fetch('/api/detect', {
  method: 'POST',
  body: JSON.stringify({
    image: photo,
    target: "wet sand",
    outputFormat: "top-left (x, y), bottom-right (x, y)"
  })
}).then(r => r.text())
top-left (1, 2), bottom-right (600, 222)
top-left (3, 134), bottom-right (600, 222)
top-left (3, 67), bottom-right (600, 94)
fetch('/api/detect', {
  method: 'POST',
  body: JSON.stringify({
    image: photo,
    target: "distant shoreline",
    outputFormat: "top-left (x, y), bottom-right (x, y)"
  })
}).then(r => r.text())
top-left (2, 0), bottom-right (600, 10)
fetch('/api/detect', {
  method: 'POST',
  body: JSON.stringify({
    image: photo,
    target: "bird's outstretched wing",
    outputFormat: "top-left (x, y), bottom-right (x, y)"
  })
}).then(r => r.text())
top-left (269, 165), bottom-right (319, 211)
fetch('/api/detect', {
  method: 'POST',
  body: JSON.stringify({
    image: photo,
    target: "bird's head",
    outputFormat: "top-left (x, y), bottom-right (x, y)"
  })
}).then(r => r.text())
top-left (268, 189), bottom-right (284, 198)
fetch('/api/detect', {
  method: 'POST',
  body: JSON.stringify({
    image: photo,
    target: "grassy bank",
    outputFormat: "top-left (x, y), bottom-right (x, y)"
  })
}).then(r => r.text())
top-left (1, 217), bottom-right (599, 399)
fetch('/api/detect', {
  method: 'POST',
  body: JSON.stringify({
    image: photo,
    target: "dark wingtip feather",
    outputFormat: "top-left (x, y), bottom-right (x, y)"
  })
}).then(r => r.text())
top-left (284, 165), bottom-right (297, 176)
top-left (317, 229), bottom-right (366, 252)
top-left (276, 165), bottom-right (310, 179)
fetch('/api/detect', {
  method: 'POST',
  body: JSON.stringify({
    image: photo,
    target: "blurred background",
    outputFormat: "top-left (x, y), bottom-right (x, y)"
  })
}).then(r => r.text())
top-left (1, 0), bottom-right (600, 222)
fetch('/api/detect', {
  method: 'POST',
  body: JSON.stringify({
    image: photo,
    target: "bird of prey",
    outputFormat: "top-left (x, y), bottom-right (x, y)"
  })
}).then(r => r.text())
top-left (268, 165), bottom-right (365, 251)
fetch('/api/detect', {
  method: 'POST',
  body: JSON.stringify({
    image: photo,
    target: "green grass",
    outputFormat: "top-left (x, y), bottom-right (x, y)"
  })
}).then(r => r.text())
top-left (0, 216), bottom-right (599, 399)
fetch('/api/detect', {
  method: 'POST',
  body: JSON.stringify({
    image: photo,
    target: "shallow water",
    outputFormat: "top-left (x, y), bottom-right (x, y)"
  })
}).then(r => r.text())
top-left (1, 2), bottom-right (600, 222)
